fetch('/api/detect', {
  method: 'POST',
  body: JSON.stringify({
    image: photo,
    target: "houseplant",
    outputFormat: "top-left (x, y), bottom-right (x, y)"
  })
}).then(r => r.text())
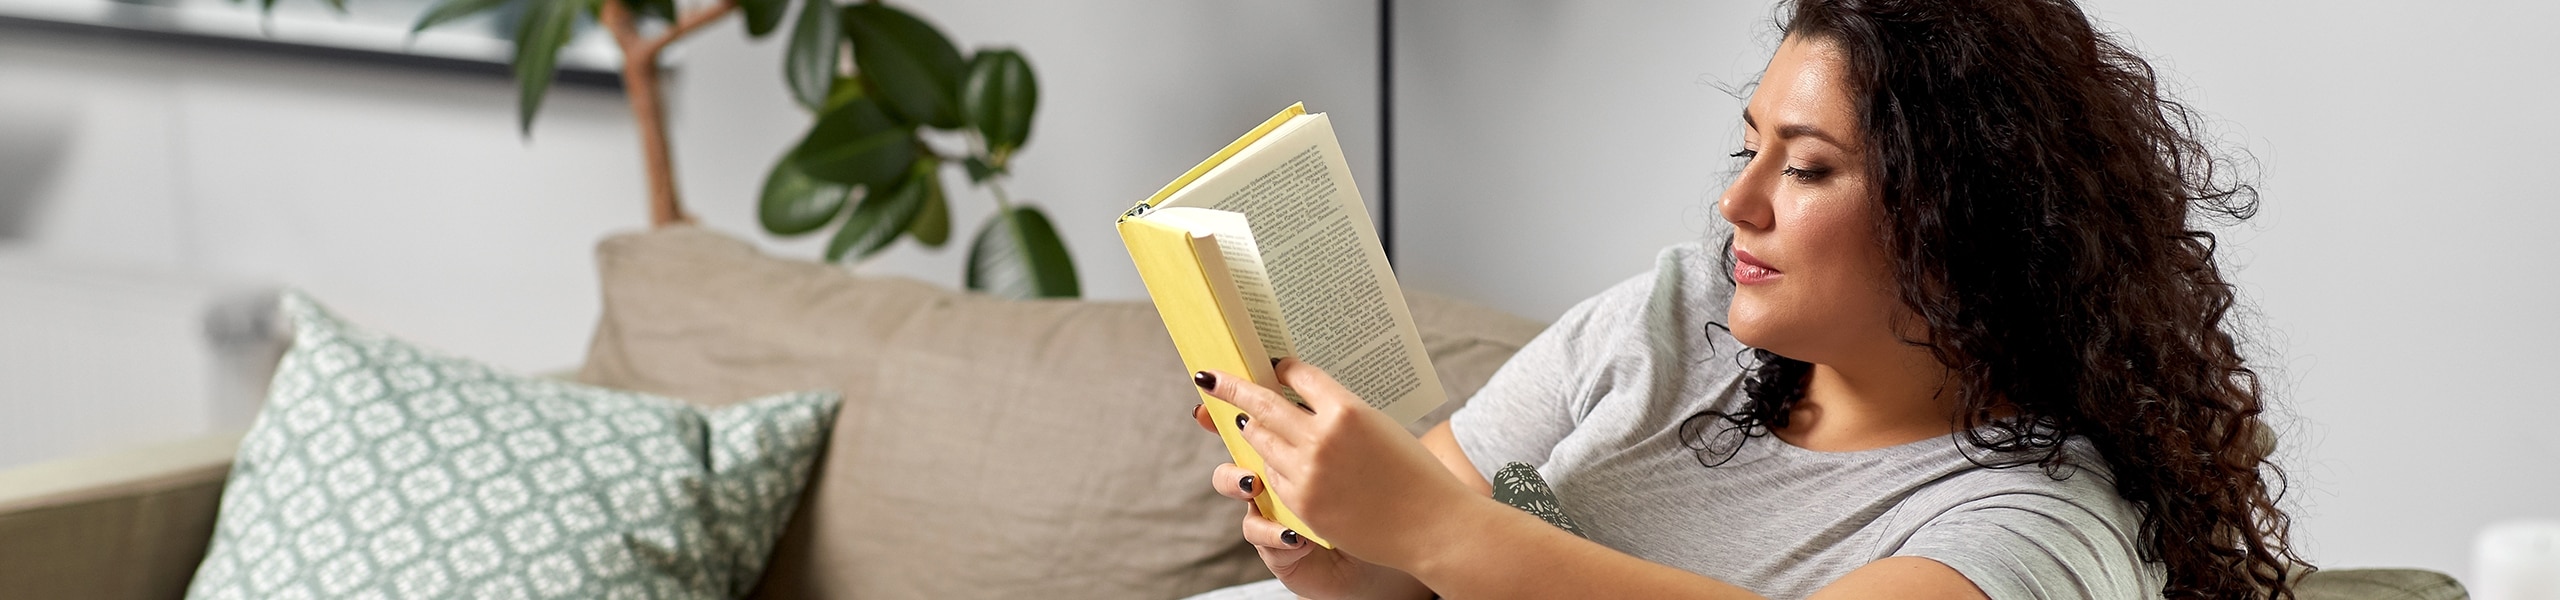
top-left (408, 0), bottom-right (1079, 298)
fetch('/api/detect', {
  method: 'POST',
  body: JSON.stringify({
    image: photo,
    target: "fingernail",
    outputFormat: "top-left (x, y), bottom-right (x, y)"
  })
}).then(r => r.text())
top-left (1270, 357), bottom-right (1283, 366)
top-left (1238, 474), bottom-right (1256, 495)
top-left (1193, 371), bottom-right (1216, 390)
top-left (1280, 529), bottom-right (1301, 547)
top-left (1235, 413), bottom-right (1249, 429)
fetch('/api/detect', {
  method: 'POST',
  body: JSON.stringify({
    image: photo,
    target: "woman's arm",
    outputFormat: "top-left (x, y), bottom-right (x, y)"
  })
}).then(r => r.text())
top-left (1203, 360), bottom-right (1992, 600)
top-left (1400, 495), bottom-right (1984, 599)
top-left (1419, 420), bottom-right (1491, 496)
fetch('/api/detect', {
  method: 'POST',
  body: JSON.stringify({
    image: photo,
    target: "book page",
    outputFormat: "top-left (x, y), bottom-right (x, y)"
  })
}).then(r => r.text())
top-left (1157, 114), bottom-right (1446, 424)
top-left (1143, 207), bottom-right (1295, 364)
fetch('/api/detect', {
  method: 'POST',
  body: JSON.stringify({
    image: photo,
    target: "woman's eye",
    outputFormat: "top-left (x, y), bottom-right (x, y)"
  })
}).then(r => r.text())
top-left (1729, 149), bottom-right (1757, 161)
top-left (1780, 166), bottom-right (1830, 182)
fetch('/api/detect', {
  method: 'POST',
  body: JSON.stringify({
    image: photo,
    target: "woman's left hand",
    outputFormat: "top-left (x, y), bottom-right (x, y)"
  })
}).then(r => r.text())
top-left (1196, 358), bottom-right (1482, 569)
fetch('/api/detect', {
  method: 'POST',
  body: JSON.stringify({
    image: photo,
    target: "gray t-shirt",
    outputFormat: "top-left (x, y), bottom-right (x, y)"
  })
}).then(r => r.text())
top-left (1449, 242), bottom-right (2165, 600)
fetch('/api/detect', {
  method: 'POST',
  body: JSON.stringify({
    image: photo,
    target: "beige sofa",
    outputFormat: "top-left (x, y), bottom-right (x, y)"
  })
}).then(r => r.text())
top-left (0, 227), bottom-right (2467, 600)
top-left (0, 226), bottom-right (1543, 600)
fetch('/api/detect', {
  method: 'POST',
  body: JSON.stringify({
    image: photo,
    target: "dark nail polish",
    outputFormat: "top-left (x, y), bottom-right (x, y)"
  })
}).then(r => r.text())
top-left (1239, 474), bottom-right (1257, 495)
top-left (1271, 357), bottom-right (1283, 366)
top-left (1193, 371), bottom-right (1216, 390)
top-left (1280, 529), bottom-right (1300, 547)
top-left (1235, 413), bottom-right (1249, 429)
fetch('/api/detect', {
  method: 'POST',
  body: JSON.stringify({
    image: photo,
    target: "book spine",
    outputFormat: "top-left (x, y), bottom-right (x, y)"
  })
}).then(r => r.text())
top-left (1117, 218), bottom-right (1332, 549)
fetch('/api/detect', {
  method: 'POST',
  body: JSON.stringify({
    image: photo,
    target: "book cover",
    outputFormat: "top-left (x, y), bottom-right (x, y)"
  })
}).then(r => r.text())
top-left (1118, 103), bottom-right (1446, 549)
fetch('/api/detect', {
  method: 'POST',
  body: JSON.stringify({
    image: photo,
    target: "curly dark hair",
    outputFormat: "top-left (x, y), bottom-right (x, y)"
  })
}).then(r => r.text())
top-left (1675, 0), bottom-right (2306, 598)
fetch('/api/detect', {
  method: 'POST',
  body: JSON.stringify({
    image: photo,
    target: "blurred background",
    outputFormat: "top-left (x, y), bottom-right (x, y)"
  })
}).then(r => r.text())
top-left (0, 0), bottom-right (2552, 590)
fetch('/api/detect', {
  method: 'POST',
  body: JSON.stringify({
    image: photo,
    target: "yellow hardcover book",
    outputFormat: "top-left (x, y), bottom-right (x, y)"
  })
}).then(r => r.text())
top-left (1135, 103), bottom-right (1307, 212)
top-left (1115, 216), bottom-right (1320, 547)
top-left (1118, 103), bottom-right (1449, 550)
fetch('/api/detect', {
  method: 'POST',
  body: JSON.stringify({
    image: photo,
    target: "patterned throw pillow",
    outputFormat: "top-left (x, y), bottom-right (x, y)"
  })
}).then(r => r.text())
top-left (184, 292), bottom-right (839, 600)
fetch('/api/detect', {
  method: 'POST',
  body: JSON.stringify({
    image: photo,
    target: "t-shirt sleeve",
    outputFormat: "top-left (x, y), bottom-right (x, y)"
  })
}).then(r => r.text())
top-left (1447, 273), bottom-right (1649, 483)
top-left (1891, 487), bottom-right (2159, 600)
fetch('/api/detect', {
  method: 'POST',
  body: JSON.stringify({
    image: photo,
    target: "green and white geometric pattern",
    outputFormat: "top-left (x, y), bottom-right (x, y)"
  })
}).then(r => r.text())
top-left (185, 292), bottom-right (839, 600)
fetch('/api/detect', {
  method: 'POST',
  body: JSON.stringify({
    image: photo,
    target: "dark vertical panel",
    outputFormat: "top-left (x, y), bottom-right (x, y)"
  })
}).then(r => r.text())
top-left (1378, 0), bottom-right (1396, 264)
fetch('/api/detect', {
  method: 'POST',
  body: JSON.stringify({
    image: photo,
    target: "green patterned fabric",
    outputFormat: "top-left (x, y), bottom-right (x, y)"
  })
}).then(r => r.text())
top-left (184, 292), bottom-right (839, 600)
top-left (1490, 462), bottom-right (1584, 538)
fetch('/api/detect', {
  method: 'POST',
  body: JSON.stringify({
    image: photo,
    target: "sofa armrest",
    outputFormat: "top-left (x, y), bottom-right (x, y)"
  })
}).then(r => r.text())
top-left (2298, 568), bottom-right (2468, 600)
top-left (0, 431), bottom-right (241, 600)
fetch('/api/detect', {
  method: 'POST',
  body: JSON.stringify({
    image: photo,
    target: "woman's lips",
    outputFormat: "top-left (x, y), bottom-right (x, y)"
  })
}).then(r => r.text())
top-left (1733, 248), bottom-right (1781, 285)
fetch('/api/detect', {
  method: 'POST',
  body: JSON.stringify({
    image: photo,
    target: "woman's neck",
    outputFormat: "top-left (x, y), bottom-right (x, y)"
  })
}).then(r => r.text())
top-left (1772, 346), bottom-right (1959, 452)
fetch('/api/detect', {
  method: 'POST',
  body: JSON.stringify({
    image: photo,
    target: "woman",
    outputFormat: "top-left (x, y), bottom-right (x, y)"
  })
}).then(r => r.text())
top-left (1189, 0), bottom-right (2300, 598)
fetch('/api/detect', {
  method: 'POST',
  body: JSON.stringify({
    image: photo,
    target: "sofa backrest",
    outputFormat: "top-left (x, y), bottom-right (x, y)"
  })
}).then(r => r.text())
top-left (578, 226), bottom-right (1546, 600)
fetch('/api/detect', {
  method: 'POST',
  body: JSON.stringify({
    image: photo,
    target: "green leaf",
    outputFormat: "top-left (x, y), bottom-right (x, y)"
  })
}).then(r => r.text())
top-left (905, 159), bottom-right (949, 247)
top-left (825, 169), bottom-right (929, 262)
top-left (789, 97), bottom-right (917, 188)
top-left (962, 48), bottom-right (1037, 157)
top-left (739, 0), bottom-right (787, 37)
top-left (961, 155), bottom-right (999, 184)
top-left (841, 3), bottom-right (966, 128)
top-left (511, 0), bottom-right (580, 137)
top-left (757, 158), bottom-right (851, 236)
top-left (967, 205), bottom-right (1080, 299)
top-left (784, 0), bottom-right (841, 112)
top-left (410, 0), bottom-right (511, 33)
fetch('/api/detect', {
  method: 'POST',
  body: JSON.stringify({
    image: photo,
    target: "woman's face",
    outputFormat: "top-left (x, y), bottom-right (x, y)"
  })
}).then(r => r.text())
top-left (1720, 36), bottom-right (1908, 366)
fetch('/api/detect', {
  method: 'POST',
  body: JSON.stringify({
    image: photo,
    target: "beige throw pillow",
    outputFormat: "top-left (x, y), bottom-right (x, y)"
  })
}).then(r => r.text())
top-left (579, 226), bottom-right (1544, 600)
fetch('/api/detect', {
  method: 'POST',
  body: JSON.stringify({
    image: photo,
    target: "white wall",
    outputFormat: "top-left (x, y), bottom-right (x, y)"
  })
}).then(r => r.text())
top-left (1392, 0), bottom-right (2560, 584)
top-left (0, 1), bottom-right (1380, 467)
top-left (0, 25), bottom-right (653, 466)
top-left (1391, 0), bottom-right (1771, 320)
top-left (2083, 0), bottom-right (2560, 580)
top-left (667, 1), bottom-right (1385, 306)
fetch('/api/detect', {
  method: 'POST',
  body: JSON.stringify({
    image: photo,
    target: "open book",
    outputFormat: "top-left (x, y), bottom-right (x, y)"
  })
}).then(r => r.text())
top-left (1116, 104), bottom-right (1447, 549)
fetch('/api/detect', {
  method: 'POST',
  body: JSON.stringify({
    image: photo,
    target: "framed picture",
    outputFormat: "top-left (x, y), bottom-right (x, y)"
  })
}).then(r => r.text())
top-left (0, 0), bottom-right (621, 83)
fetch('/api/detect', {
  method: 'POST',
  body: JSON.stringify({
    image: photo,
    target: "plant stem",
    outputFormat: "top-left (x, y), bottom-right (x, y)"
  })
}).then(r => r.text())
top-left (601, 0), bottom-right (739, 227)
top-left (987, 178), bottom-right (1015, 211)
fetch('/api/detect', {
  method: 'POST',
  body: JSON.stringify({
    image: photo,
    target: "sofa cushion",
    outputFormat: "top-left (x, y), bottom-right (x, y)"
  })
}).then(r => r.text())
top-left (578, 226), bottom-right (1546, 600)
top-left (187, 292), bottom-right (839, 600)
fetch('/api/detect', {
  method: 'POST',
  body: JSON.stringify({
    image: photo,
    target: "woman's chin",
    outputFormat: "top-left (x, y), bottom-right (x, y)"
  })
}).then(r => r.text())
top-left (1723, 298), bottom-right (1778, 350)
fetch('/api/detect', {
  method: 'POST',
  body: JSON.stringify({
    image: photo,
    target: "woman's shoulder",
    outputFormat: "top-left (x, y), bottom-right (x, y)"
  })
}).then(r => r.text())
top-left (1553, 241), bottom-right (1736, 348)
top-left (1513, 240), bottom-right (1752, 415)
top-left (1897, 436), bottom-right (2142, 531)
top-left (1887, 437), bottom-right (2165, 596)
top-left (1579, 240), bottom-right (1730, 306)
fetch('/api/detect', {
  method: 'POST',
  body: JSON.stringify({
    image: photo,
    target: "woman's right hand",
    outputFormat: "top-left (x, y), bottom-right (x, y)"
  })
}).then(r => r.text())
top-left (1194, 405), bottom-right (1430, 600)
top-left (1211, 462), bottom-right (1429, 600)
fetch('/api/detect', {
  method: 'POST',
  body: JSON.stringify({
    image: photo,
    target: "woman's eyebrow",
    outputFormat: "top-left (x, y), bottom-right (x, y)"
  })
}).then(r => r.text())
top-left (1740, 108), bottom-right (1844, 147)
top-left (1778, 123), bottom-right (1842, 146)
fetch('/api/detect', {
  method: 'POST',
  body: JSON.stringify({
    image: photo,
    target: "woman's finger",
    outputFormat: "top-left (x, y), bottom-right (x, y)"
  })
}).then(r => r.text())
top-left (1272, 357), bottom-right (1359, 413)
top-left (1233, 409), bottom-right (1298, 477)
top-left (1211, 463), bottom-right (1262, 502)
top-left (1195, 369), bottom-right (1306, 437)
top-left (1244, 503), bottom-right (1317, 561)
top-left (1193, 403), bottom-right (1215, 434)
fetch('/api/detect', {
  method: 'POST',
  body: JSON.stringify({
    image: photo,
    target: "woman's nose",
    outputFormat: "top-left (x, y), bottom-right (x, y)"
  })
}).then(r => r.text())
top-left (1719, 168), bottom-right (1774, 231)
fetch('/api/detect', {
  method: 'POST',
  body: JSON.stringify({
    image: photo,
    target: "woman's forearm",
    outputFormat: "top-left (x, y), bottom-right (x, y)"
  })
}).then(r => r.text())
top-left (1388, 495), bottom-right (1766, 600)
top-left (1357, 565), bottom-right (1435, 600)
